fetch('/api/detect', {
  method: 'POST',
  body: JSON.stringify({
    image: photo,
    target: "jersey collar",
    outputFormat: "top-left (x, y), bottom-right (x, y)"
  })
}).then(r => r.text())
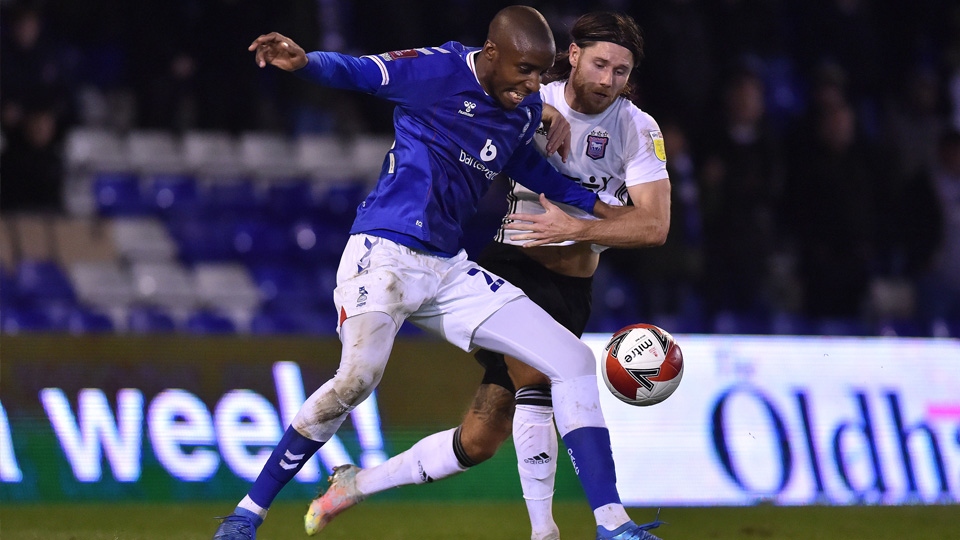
top-left (466, 50), bottom-right (490, 97)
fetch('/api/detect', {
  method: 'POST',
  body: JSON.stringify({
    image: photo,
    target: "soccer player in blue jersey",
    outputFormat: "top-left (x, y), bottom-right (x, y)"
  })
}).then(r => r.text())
top-left (212, 6), bottom-right (661, 540)
top-left (302, 11), bottom-right (671, 540)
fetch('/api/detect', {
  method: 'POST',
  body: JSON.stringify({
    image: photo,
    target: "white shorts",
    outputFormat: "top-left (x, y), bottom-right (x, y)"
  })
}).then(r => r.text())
top-left (334, 234), bottom-right (526, 351)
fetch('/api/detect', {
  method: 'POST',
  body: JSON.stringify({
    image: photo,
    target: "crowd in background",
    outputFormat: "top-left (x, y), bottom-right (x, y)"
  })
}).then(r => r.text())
top-left (3, 0), bottom-right (960, 334)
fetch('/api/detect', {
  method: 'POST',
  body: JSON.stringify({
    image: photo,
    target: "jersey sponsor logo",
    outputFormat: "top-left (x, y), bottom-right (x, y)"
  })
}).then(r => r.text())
top-left (587, 134), bottom-right (609, 160)
top-left (480, 139), bottom-right (498, 162)
top-left (458, 101), bottom-right (476, 117)
top-left (565, 173), bottom-right (612, 195)
top-left (383, 49), bottom-right (419, 61)
top-left (650, 130), bottom-right (666, 161)
top-left (458, 149), bottom-right (501, 180)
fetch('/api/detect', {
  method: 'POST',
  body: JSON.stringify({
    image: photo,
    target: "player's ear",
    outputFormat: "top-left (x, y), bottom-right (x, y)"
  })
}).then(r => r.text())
top-left (482, 40), bottom-right (498, 61)
top-left (568, 43), bottom-right (581, 67)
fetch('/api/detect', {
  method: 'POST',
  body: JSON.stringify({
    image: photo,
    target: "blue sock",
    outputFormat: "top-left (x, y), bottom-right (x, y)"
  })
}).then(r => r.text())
top-left (561, 426), bottom-right (621, 509)
top-left (247, 426), bottom-right (323, 509)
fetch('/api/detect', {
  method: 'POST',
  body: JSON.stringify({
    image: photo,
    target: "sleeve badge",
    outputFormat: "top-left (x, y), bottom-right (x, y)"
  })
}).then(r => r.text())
top-left (650, 130), bottom-right (666, 162)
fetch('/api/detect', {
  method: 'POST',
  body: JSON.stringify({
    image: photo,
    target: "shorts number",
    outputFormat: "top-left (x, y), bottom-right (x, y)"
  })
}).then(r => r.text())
top-left (467, 268), bottom-right (504, 292)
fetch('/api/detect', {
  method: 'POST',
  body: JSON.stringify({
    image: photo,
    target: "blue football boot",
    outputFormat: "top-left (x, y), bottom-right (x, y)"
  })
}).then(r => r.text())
top-left (213, 508), bottom-right (261, 540)
top-left (596, 510), bottom-right (665, 540)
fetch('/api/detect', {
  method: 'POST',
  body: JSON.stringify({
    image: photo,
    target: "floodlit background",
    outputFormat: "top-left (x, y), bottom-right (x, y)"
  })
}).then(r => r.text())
top-left (2, 0), bottom-right (960, 337)
top-left (2, 4), bottom-right (960, 538)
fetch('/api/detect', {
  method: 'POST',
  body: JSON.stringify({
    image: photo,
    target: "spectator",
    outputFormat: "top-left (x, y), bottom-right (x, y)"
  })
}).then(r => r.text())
top-left (881, 66), bottom-right (947, 183)
top-left (634, 0), bottom-right (717, 132)
top-left (782, 99), bottom-right (887, 319)
top-left (609, 118), bottom-right (704, 326)
top-left (1, 3), bottom-right (68, 213)
top-left (1, 3), bottom-right (70, 138)
top-left (917, 129), bottom-right (960, 324)
top-left (0, 102), bottom-right (64, 213)
top-left (697, 67), bottom-right (784, 317)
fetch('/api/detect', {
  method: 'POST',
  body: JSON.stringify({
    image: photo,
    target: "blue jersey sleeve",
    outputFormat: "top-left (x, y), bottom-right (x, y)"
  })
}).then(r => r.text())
top-left (297, 47), bottom-right (459, 107)
top-left (503, 142), bottom-right (598, 215)
top-left (296, 51), bottom-right (383, 93)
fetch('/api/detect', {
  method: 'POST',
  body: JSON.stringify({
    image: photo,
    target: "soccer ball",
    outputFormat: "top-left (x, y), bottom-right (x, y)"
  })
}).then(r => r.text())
top-left (602, 323), bottom-right (684, 406)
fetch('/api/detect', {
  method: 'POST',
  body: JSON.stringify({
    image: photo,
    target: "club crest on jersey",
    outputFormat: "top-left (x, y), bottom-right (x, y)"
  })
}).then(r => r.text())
top-left (587, 134), bottom-right (608, 160)
top-left (381, 49), bottom-right (419, 61)
top-left (650, 130), bottom-right (666, 161)
top-left (357, 286), bottom-right (368, 307)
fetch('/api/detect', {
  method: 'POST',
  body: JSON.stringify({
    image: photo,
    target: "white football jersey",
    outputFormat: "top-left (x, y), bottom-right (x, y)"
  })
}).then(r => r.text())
top-left (496, 80), bottom-right (668, 247)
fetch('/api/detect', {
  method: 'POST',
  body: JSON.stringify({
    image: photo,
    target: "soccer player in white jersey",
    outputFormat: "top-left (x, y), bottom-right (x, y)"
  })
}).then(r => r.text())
top-left (212, 7), bottom-right (664, 540)
top-left (304, 11), bottom-right (671, 540)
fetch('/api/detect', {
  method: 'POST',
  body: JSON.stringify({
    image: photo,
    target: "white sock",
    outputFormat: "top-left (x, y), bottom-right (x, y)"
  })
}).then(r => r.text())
top-left (594, 503), bottom-right (631, 532)
top-left (514, 386), bottom-right (559, 540)
top-left (355, 427), bottom-right (467, 495)
top-left (236, 495), bottom-right (267, 521)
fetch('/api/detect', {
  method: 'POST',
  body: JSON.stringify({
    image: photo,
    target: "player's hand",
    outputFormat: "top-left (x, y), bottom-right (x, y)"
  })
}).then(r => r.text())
top-left (248, 32), bottom-right (308, 71)
top-left (540, 104), bottom-right (571, 163)
top-left (504, 193), bottom-right (584, 247)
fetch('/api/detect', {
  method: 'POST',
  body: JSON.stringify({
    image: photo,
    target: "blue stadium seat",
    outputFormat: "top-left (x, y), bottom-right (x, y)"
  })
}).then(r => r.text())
top-left (265, 179), bottom-right (316, 220)
top-left (250, 308), bottom-right (305, 334)
top-left (1, 306), bottom-right (62, 333)
top-left (232, 219), bottom-right (292, 263)
top-left (66, 306), bottom-right (115, 333)
top-left (185, 310), bottom-right (236, 334)
top-left (146, 173), bottom-right (199, 215)
top-left (248, 263), bottom-right (320, 311)
top-left (203, 179), bottom-right (261, 216)
top-left (250, 306), bottom-right (337, 336)
top-left (0, 270), bottom-right (17, 307)
top-left (94, 171), bottom-right (149, 216)
top-left (290, 219), bottom-right (350, 265)
top-left (127, 305), bottom-right (177, 333)
top-left (315, 182), bottom-right (367, 225)
top-left (167, 216), bottom-right (236, 263)
top-left (14, 260), bottom-right (75, 305)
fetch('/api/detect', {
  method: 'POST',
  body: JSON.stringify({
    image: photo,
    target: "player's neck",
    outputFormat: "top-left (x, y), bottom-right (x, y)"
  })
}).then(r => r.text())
top-left (473, 51), bottom-right (495, 97)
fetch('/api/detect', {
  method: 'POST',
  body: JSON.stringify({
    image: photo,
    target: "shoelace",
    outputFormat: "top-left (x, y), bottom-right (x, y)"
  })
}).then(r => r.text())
top-left (213, 515), bottom-right (254, 539)
top-left (637, 508), bottom-right (666, 531)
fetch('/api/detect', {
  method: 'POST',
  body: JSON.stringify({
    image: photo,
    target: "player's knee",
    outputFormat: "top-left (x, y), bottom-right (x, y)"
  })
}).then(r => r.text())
top-left (459, 386), bottom-right (515, 462)
top-left (556, 339), bottom-right (596, 380)
top-left (459, 421), bottom-right (510, 463)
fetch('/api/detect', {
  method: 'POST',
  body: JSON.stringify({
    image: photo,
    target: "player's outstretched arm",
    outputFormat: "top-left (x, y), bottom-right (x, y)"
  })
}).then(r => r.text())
top-left (248, 32), bottom-right (308, 71)
top-left (506, 179), bottom-right (671, 248)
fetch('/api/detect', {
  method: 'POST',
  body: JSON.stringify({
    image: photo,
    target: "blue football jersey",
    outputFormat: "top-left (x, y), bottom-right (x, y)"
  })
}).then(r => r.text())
top-left (297, 42), bottom-right (597, 256)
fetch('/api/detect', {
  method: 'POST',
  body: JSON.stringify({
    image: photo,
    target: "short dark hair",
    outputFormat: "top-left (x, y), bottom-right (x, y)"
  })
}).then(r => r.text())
top-left (545, 11), bottom-right (644, 97)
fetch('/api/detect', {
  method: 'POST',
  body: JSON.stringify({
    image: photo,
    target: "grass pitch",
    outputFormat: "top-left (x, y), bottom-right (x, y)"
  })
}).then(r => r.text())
top-left (1, 501), bottom-right (957, 539)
